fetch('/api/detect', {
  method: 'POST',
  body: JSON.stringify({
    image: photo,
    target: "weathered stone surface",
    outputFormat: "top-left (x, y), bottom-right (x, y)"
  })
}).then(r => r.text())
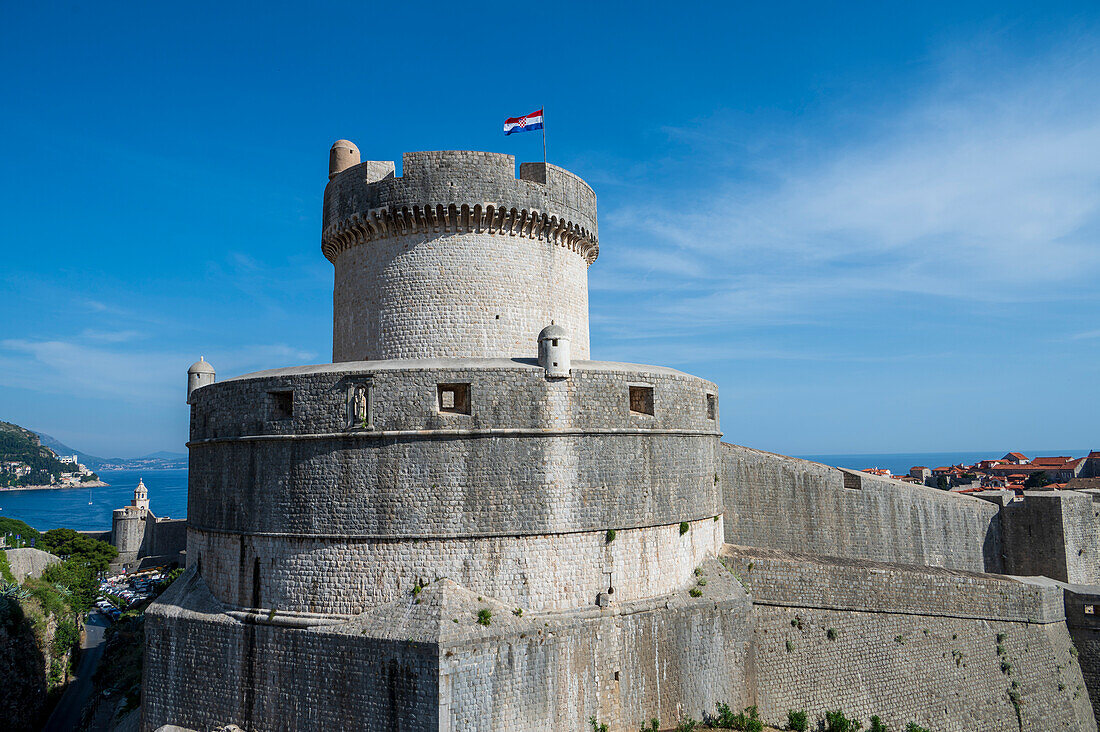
top-left (3, 548), bottom-right (58, 582)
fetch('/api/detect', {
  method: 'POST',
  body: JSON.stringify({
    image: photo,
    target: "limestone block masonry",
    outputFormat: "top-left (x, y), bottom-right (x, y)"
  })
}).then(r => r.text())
top-left (145, 144), bottom-right (1100, 731)
top-left (324, 151), bottom-right (598, 362)
top-left (145, 148), bottom-right (736, 732)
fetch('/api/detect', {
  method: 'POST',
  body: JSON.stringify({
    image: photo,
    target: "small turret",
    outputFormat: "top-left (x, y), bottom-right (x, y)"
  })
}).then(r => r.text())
top-left (329, 139), bottom-right (360, 180)
top-left (187, 357), bottom-right (215, 404)
top-left (538, 322), bottom-right (571, 378)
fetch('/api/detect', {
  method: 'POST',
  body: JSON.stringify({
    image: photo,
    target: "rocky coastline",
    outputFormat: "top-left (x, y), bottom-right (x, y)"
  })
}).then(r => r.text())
top-left (0, 480), bottom-right (109, 492)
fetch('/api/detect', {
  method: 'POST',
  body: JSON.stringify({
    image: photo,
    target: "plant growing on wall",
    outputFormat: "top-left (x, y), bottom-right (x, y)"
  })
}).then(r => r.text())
top-left (589, 718), bottom-right (609, 732)
top-left (680, 521), bottom-right (690, 535)
top-left (606, 528), bottom-right (616, 543)
top-left (477, 608), bottom-right (492, 626)
top-left (823, 709), bottom-right (863, 732)
top-left (787, 709), bottom-right (808, 731)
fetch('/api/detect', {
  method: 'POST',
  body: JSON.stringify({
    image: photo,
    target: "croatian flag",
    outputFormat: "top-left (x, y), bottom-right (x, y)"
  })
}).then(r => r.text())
top-left (503, 109), bottom-right (544, 135)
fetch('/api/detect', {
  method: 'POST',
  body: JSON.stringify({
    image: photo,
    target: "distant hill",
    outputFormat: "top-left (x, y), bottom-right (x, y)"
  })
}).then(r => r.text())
top-left (140, 450), bottom-right (187, 461)
top-left (0, 421), bottom-right (88, 486)
top-left (34, 433), bottom-right (187, 470)
top-left (35, 431), bottom-right (108, 469)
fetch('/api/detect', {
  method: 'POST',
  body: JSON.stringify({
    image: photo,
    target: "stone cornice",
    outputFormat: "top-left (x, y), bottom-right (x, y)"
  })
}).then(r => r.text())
top-left (321, 203), bottom-right (599, 265)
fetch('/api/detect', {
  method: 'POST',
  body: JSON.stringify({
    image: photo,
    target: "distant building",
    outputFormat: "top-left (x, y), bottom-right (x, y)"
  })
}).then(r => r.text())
top-left (108, 479), bottom-right (185, 573)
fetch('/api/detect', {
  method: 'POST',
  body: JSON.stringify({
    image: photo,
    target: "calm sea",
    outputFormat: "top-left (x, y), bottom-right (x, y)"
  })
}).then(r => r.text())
top-left (0, 469), bottom-right (188, 532)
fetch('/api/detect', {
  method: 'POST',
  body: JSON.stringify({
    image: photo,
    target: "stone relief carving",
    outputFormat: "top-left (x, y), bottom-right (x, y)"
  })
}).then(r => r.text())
top-left (346, 380), bottom-right (373, 430)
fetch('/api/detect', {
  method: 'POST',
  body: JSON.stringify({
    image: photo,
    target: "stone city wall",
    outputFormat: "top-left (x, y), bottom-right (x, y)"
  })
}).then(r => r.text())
top-left (188, 516), bottom-right (723, 615)
top-left (721, 443), bottom-right (1002, 572)
top-left (143, 557), bottom-right (751, 732)
top-left (142, 569), bottom-right (439, 732)
top-left (323, 151), bottom-right (599, 361)
top-left (2, 548), bottom-right (59, 582)
top-left (721, 545), bottom-right (1097, 731)
top-left (187, 363), bottom-right (721, 537)
top-left (1002, 490), bottom-right (1100, 584)
top-left (435, 558), bottom-right (751, 732)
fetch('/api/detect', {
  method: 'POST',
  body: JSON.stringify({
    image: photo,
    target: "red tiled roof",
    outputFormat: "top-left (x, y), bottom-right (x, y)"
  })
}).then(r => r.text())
top-left (1004, 452), bottom-right (1028, 460)
top-left (911, 466), bottom-right (929, 471)
top-left (1031, 456), bottom-right (1072, 466)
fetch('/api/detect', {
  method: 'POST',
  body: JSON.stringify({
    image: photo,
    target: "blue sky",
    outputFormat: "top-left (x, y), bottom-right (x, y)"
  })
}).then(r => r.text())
top-left (1, 2), bottom-right (1098, 457)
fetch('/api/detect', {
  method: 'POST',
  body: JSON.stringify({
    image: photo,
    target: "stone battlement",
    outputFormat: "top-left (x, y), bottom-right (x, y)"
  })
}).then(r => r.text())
top-left (321, 150), bottom-right (598, 265)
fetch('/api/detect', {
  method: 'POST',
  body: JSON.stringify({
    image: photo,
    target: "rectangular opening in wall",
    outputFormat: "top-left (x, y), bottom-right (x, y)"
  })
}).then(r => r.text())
top-left (437, 383), bottom-right (471, 415)
top-left (267, 390), bottom-right (293, 420)
top-left (843, 471), bottom-right (862, 490)
top-left (706, 393), bottom-right (717, 420)
top-left (1086, 604), bottom-right (1095, 615)
top-left (629, 385), bottom-right (654, 416)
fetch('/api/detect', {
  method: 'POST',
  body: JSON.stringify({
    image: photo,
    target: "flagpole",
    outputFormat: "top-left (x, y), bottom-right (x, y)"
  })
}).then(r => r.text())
top-left (542, 106), bottom-right (547, 167)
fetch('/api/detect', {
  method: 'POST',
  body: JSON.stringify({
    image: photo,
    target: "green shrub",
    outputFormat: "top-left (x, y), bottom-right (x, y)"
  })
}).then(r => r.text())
top-left (52, 617), bottom-right (80, 657)
top-left (677, 717), bottom-right (698, 732)
top-left (0, 551), bottom-right (14, 583)
top-left (689, 587), bottom-right (702, 598)
top-left (714, 702), bottom-right (736, 728)
top-left (476, 609), bottom-right (492, 626)
top-left (679, 522), bottom-right (690, 535)
top-left (512, 607), bottom-right (523, 617)
top-left (827, 627), bottom-right (838, 640)
top-left (870, 716), bottom-right (887, 732)
top-left (785, 639), bottom-right (795, 653)
top-left (787, 709), bottom-right (808, 731)
top-left (640, 719), bottom-right (659, 732)
top-left (606, 529), bottom-right (616, 543)
top-left (713, 703), bottom-right (763, 731)
top-left (905, 724), bottom-right (930, 732)
top-left (589, 717), bottom-right (609, 732)
top-left (824, 709), bottom-right (863, 732)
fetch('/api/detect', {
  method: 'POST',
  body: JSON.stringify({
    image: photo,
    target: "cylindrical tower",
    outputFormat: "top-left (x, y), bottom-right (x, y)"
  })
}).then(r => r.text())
top-left (187, 357), bottom-right (215, 404)
top-left (322, 149), bottom-right (599, 362)
top-left (538, 321), bottom-right (570, 377)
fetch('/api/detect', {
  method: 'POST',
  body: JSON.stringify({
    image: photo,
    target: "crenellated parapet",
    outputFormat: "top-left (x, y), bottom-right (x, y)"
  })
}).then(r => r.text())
top-left (321, 202), bottom-right (598, 265)
top-left (321, 151), bottom-right (598, 265)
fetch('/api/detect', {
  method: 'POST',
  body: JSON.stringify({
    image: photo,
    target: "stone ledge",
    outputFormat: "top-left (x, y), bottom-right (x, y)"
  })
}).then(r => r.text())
top-left (721, 544), bottom-right (1065, 624)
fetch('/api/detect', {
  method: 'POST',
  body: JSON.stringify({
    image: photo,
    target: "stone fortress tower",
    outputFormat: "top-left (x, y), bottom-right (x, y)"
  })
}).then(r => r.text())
top-left (112, 478), bottom-right (150, 559)
top-left (111, 478), bottom-right (187, 573)
top-left (144, 144), bottom-right (743, 731)
top-left (144, 142), bottom-right (1100, 732)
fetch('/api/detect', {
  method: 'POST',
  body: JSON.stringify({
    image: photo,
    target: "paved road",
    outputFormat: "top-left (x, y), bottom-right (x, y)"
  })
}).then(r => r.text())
top-left (42, 611), bottom-right (108, 732)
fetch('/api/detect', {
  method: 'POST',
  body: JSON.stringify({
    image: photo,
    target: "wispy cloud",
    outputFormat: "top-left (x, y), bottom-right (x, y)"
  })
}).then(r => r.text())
top-left (600, 36), bottom-right (1100, 343)
top-left (80, 328), bottom-right (144, 343)
top-left (0, 339), bottom-right (316, 403)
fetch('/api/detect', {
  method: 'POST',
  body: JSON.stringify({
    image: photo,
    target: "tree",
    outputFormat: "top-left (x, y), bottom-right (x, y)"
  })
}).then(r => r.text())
top-left (0, 517), bottom-right (40, 545)
top-left (1025, 471), bottom-right (1052, 488)
top-left (39, 528), bottom-right (118, 572)
top-left (935, 475), bottom-right (949, 490)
